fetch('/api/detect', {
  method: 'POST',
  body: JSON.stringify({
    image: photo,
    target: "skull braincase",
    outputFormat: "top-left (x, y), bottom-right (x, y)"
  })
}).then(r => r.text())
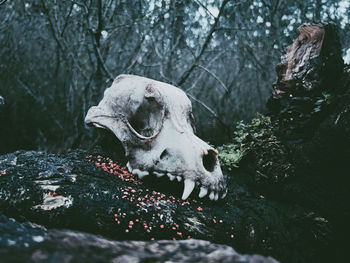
top-left (85, 74), bottom-right (226, 200)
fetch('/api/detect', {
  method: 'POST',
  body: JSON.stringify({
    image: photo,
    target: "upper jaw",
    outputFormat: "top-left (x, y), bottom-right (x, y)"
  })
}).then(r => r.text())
top-left (85, 107), bottom-right (111, 130)
top-left (127, 162), bottom-right (227, 201)
top-left (85, 106), bottom-right (104, 124)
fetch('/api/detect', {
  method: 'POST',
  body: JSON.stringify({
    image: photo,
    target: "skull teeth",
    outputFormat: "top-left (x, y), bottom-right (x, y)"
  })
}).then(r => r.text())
top-left (209, 191), bottom-right (215, 200)
top-left (132, 169), bottom-right (149, 179)
top-left (198, 187), bottom-right (208, 198)
top-left (182, 179), bottom-right (195, 200)
top-left (214, 192), bottom-right (219, 201)
top-left (128, 167), bottom-right (226, 201)
top-left (153, 171), bottom-right (164, 178)
top-left (168, 173), bottom-right (175, 181)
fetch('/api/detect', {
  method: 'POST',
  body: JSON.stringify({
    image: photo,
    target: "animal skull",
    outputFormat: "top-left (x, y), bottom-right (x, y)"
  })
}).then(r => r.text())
top-left (85, 75), bottom-right (227, 200)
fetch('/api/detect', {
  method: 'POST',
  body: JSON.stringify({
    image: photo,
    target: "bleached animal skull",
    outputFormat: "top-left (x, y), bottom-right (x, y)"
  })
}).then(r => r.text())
top-left (85, 75), bottom-right (227, 200)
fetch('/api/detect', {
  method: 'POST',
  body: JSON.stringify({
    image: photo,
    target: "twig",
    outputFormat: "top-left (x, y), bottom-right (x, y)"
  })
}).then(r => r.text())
top-left (186, 93), bottom-right (229, 129)
top-left (123, 35), bottom-right (146, 73)
top-left (194, 0), bottom-right (216, 18)
top-left (195, 64), bottom-right (228, 92)
top-left (186, 51), bottom-right (224, 92)
top-left (60, 2), bottom-right (74, 37)
top-left (41, 0), bottom-right (89, 80)
top-left (14, 76), bottom-right (41, 104)
top-left (177, 0), bottom-right (229, 86)
top-left (91, 33), bottom-right (114, 81)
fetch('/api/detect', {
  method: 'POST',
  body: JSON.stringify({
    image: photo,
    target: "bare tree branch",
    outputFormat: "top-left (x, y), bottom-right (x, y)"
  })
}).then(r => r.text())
top-left (60, 3), bottom-right (74, 37)
top-left (195, 64), bottom-right (228, 92)
top-left (91, 36), bottom-right (114, 81)
top-left (186, 51), bottom-right (224, 92)
top-left (194, 0), bottom-right (216, 18)
top-left (186, 93), bottom-right (229, 129)
top-left (177, 0), bottom-right (229, 86)
top-left (41, 0), bottom-right (89, 80)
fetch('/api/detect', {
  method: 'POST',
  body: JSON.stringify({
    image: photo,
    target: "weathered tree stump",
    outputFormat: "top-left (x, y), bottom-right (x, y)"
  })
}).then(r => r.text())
top-left (267, 23), bottom-right (346, 136)
top-left (273, 23), bottom-right (343, 95)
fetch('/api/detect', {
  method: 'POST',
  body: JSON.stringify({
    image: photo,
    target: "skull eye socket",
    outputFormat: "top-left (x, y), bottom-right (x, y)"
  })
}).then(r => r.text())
top-left (128, 97), bottom-right (164, 139)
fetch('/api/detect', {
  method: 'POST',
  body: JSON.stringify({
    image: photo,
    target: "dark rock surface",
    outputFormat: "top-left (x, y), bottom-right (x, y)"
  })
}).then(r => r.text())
top-left (0, 215), bottom-right (278, 263)
top-left (0, 148), bottom-right (332, 263)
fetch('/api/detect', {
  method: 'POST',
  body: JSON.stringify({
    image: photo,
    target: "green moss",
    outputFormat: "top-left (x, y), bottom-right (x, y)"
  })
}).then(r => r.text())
top-left (218, 113), bottom-right (275, 169)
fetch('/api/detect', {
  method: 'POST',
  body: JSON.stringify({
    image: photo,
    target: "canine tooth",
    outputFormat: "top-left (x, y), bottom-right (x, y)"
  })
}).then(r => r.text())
top-left (214, 193), bottom-right (219, 201)
top-left (168, 173), bottom-right (175, 181)
top-left (209, 191), bottom-right (215, 200)
top-left (154, 171), bottom-right (164, 178)
top-left (126, 162), bottom-right (132, 172)
top-left (176, 176), bottom-right (182, 182)
top-left (182, 179), bottom-right (195, 200)
top-left (198, 187), bottom-right (208, 198)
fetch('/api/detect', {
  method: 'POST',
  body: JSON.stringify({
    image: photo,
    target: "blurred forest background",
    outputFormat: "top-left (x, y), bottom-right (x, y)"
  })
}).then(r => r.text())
top-left (0, 0), bottom-right (350, 153)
